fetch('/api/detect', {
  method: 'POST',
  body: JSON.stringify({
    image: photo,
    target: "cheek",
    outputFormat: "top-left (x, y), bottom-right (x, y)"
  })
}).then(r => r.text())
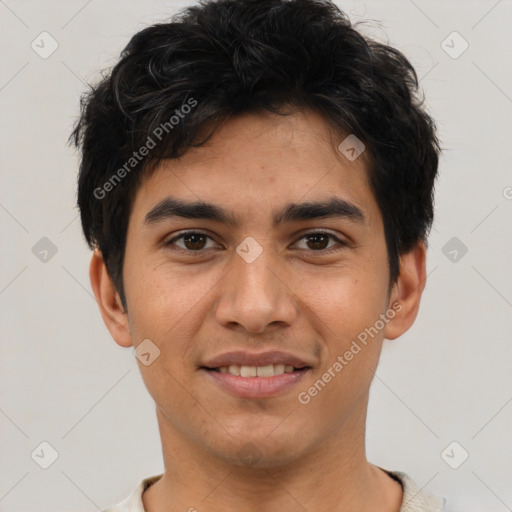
top-left (302, 256), bottom-right (389, 380)
top-left (125, 262), bottom-right (221, 363)
top-left (124, 264), bottom-right (208, 406)
top-left (305, 260), bottom-right (388, 331)
top-left (294, 270), bottom-right (387, 434)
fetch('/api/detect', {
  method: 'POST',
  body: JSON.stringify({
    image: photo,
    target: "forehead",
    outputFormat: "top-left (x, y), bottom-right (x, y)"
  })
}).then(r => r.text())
top-left (131, 109), bottom-right (378, 228)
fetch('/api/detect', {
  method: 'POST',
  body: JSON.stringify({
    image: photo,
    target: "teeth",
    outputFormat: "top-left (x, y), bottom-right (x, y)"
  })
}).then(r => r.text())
top-left (274, 364), bottom-right (286, 374)
top-left (257, 364), bottom-right (274, 377)
top-left (216, 364), bottom-right (298, 377)
top-left (240, 365), bottom-right (257, 377)
top-left (228, 365), bottom-right (240, 375)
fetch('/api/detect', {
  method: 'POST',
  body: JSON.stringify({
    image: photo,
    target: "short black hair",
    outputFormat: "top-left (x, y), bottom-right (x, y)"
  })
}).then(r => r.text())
top-left (71, 0), bottom-right (440, 310)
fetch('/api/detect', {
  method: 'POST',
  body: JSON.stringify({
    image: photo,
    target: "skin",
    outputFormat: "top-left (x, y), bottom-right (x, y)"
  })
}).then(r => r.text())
top-left (90, 109), bottom-right (427, 512)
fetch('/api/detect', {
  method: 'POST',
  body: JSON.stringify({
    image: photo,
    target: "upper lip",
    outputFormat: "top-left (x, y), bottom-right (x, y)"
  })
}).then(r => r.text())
top-left (201, 350), bottom-right (313, 369)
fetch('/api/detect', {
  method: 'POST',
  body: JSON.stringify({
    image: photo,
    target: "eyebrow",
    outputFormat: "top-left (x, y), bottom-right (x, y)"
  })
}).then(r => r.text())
top-left (144, 196), bottom-right (365, 228)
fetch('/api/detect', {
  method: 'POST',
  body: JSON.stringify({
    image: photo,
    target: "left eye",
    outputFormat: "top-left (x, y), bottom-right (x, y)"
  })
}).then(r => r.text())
top-left (165, 231), bottom-right (345, 252)
top-left (294, 232), bottom-right (345, 252)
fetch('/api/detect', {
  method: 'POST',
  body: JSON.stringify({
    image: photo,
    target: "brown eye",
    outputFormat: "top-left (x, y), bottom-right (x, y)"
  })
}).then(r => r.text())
top-left (166, 231), bottom-right (217, 251)
top-left (305, 233), bottom-right (330, 250)
top-left (182, 233), bottom-right (207, 250)
top-left (294, 231), bottom-right (347, 253)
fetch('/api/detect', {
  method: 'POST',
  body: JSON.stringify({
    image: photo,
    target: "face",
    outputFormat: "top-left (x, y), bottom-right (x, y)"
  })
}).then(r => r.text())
top-left (97, 109), bottom-right (420, 469)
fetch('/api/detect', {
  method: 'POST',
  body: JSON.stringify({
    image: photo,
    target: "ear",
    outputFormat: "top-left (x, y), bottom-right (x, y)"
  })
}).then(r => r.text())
top-left (384, 241), bottom-right (427, 340)
top-left (89, 249), bottom-right (133, 348)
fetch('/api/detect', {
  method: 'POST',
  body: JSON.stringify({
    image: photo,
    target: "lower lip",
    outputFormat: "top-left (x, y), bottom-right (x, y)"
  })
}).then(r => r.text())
top-left (200, 368), bottom-right (310, 398)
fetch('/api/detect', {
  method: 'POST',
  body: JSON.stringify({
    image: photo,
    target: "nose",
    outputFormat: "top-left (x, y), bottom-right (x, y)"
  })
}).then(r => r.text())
top-left (214, 241), bottom-right (298, 334)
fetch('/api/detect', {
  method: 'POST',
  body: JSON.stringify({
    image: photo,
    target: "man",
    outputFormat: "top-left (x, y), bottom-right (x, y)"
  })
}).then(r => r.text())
top-left (71, 0), bottom-right (445, 510)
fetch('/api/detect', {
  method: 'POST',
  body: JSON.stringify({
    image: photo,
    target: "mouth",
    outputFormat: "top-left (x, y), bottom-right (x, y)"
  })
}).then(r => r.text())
top-left (199, 364), bottom-right (312, 398)
top-left (199, 350), bottom-right (314, 398)
top-left (201, 363), bottom-right (310, 377)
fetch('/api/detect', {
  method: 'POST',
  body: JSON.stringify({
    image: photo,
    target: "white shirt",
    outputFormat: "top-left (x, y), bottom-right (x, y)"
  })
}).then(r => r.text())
top-left (102, 469), bottom-right (446, 511)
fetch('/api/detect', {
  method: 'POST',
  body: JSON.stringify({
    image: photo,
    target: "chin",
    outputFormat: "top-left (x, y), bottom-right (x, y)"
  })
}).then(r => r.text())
top-left (208, 427), bottom-right (308, 469)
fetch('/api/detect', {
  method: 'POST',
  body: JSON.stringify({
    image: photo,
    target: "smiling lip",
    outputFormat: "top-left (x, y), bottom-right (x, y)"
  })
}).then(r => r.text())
top-left (199, 350), bottom-right (313, 399)
top-left (201, 350), bottom-right (312, 369)
top-left (201, 367), bottom-right (310, 398)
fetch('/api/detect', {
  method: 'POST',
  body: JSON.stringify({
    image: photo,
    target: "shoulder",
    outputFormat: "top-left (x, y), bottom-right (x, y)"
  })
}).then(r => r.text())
top-left (385, 470), bottom-right (446, 512)
top-left (101, 474), bottom-right (163, 512)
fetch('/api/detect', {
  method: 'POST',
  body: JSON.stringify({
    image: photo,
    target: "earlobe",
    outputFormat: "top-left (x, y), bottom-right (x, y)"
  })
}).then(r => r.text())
top-left (384, 242), bottom-right (427, 341)
top-left (89, 249), bottom-right (133, 348)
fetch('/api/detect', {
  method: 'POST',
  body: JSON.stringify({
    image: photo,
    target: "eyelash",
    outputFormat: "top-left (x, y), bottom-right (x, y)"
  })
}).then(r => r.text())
top-left (165, 230), bottom-right (348, 254)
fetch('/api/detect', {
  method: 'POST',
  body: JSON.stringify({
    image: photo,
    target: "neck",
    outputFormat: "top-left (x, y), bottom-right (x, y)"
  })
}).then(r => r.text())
top-left (142, 400), bottom-right (402, 512)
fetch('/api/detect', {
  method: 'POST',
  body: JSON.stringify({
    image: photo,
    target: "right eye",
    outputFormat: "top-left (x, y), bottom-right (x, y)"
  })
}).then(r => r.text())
top-left (165, 231), bottom-right (221, 252)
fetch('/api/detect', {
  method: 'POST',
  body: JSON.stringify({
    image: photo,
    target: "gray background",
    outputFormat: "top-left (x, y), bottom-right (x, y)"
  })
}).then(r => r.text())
top-left (1, 0), bottom-right (511, 510)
